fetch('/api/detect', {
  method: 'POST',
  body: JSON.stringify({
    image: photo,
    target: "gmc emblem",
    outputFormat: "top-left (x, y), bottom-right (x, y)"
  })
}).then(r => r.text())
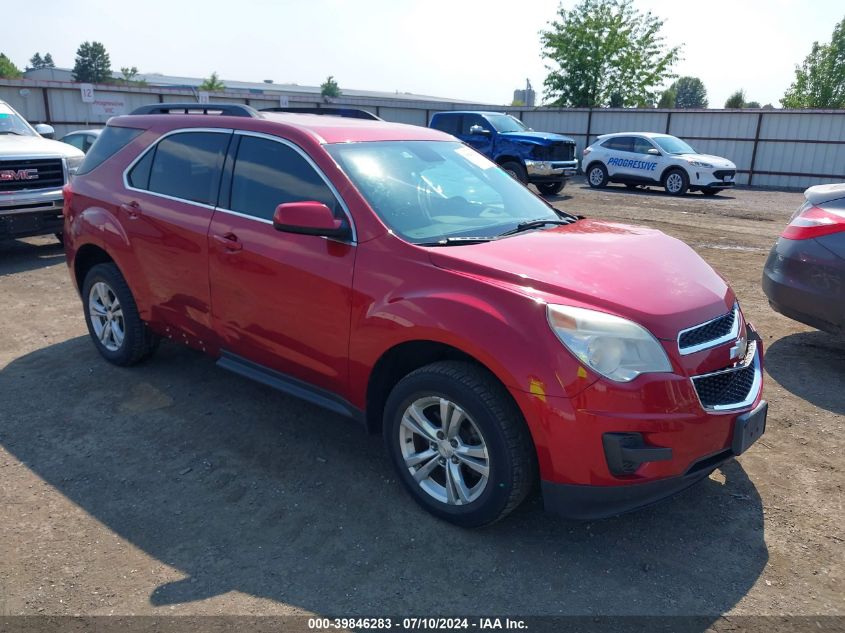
top-left (0, 169), bottom-right (39, 181)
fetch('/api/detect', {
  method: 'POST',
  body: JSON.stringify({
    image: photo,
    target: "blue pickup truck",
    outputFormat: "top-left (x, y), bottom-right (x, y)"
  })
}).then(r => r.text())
top-left (429, 111), bottom-right (577, 195)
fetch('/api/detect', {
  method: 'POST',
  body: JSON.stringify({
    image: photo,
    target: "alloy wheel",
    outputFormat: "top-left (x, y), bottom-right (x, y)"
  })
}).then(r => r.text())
top-left (88, 281), bottom-right (125, 352)
top-left (666, 172), bottom-right (684, 193)
top-left (589, 167), bottom-right (604, 186)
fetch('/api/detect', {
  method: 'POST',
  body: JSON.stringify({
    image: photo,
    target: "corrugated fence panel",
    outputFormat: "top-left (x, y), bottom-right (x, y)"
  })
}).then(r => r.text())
top-left (669, 112), bottom-right (758, 139)
top-left (379, 107), bottom-right (427, 126)
top-left (0, 86), bottom-right (46, 121)
top-left (755, 141), bottom-right (845, 178)
top-left (761, 112), bottom-right (845, 141)
top-left (590, 110), bottom-right (668, 136)
top-left (522, 110), bottom-right (590, 137)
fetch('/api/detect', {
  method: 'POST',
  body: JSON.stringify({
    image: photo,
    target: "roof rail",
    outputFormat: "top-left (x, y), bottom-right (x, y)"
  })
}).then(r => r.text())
top-left (129, 103), bottom-right (260, 118)
top-left (260, 106), bottom-right (382, 121)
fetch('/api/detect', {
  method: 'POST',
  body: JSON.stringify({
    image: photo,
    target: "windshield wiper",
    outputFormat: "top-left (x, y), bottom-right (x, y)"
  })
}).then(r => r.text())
top-left (417, 236), bottom-right (495, 247)
top-left (497, 218), bottom-right (572, 237)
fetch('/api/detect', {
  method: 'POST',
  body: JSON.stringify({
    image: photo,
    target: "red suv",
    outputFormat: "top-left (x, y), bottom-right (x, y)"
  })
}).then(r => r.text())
top-left (63, 103), bottom-right (767, 527)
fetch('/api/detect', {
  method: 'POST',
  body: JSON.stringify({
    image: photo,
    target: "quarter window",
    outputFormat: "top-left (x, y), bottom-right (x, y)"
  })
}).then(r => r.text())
top-left (142, 132), bottom-right (230, 205)
top-left (229, 136), bottom-right (339, 222)
top-left (602, 136), bottom-right (635, 152)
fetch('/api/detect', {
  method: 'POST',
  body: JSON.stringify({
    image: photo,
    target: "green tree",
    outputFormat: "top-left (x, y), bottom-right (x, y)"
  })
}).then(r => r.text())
top-left (609, 91), bottom-right (624, 107)
top-left (0, 53), bottom-right (22, 79)
top-left (43, 53), bottom-right (55, 68)
top-left (72, 41), bottom-right (112, 83)
top-left (781, 17), bottom-right (845, 108)
top-left (540, 0), bottom-right (681, 107)
top-left (511, 98), bottom-right (526, 106)
top-left (725, 89), bottom-right (745, 108)
top-left (674, 76), bottom-right (708, 108)
top-left (199, 72), bottom-right (225, 92)
top-left (746, 101), bottom-right (761, 109)
top-left (28, 52), bottom-right (43, 70)
top-left (320, 75), bottom-right (341, 98)
top-left (121, 66), bottom-right (139, 82)
top-left (657, 85), bottom-right (676, 108)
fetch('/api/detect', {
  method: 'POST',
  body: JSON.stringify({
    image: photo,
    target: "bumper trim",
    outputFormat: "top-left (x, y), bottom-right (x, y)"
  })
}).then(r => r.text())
top-left (524, 159), bottom-right (578, 177)
top-left (541, 450), bottom-right (733, 520)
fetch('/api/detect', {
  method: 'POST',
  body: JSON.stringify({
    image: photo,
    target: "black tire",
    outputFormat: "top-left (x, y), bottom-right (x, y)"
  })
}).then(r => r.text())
top-left (500, 160), bottom-right (527, 184)
top-left (625, 183), bottom-right (640, 190)
top-left (82, 263), bottom-right (159, 366)
top-left (537, 180), bottom-right (565, 196)
top-left (383, 361), bottom-right (536, 527)
top-left (663, 168), bottom-right (689, 196)
top-left (586, 163), bottom-right (609, 188)
top-left (701, 188), bottom-right (719, 196)
top-left (54, 232), bottom-right (64, 246)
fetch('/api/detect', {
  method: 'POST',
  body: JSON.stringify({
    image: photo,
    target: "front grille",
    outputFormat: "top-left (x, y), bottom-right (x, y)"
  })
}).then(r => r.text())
top-left (678, 305), bottom-right (738, 353)
top-left (0, 158), bottom-right (64, 193)
top-left (713, 169), bottom-right (736, 180)
top-left (692, 341), bottom-right (759, 410)
top-left (533, 142), bottom-right (575, 162)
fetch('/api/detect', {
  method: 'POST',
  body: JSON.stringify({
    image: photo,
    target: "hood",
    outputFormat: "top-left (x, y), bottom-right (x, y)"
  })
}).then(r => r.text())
top-left (805, 182), bottom-right (845, 206)
top-left (499, 131), bottom-right (575, 145)
top-left (0, 134), bottom-right (83, 159)
top-left (676, 153), bottom-right (735, 169)
top-left (428, 220), bottom-right (733, 340)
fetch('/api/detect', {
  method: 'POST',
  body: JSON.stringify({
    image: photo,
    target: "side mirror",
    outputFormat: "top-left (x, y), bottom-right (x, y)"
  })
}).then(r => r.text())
top-left (647, 148), bottom-right (660, 155)
top-left (469, 124), bottom-right (491, 136)
top-left (272, 201), bottom-right (350, 240)
top-left (34, 123), bottom-right (55, 139)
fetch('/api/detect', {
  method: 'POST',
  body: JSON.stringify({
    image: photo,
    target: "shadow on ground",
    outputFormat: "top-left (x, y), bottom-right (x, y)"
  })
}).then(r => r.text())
top-left (0, 237), bottom-right (65, 275)
top-left (577, 184), bottom-right (735, 201)
top-left (0, 337), bottom-right (768, 620)
top-left (765, 330), bottom-right (845, 415)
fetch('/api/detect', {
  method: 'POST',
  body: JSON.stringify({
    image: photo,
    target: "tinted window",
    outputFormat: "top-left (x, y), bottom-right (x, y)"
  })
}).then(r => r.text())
top-left (128, 147), bottom-right (154, 189)
top-left (62, 134), bottom-right (85, 151)
top-left (460, 114), bottom-right (490, 135)
top-left (77, 126), bottom-right (143, 175)
top-left (230, 136), bottom-right (338, 221)
top-left (147, 132), bottom-right (230, 205)
top-left (633, 137), bottom-right (656, 154)
top-left (601, 136), bottom-right (634, 152)
top-left (431, 114), bottom-right (459, 135)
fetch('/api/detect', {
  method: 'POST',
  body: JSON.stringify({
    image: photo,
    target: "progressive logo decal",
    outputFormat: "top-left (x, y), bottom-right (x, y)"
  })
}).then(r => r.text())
top-left (607, 157), bottom-right (657, 171)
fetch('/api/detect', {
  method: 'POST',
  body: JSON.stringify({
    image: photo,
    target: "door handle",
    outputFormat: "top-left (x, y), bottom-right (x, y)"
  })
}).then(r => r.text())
top-left (120, 200), bottom-right (141, 219)
top-left (213, 233), bottom-right (242, 251)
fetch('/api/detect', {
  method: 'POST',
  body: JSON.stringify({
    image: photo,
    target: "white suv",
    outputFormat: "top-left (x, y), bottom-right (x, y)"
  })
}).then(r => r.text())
top-left (581, 132), bottom-right (736, 196)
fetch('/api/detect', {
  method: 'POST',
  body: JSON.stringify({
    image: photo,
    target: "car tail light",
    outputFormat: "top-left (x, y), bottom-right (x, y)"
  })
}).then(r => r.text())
top-left (781, 204), bottom-right (845, 240)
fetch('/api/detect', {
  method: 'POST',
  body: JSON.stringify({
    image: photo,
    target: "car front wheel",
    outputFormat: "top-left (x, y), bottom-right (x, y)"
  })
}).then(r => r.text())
top-left (384, 361), bottom-right (536, 527)
top-left (663, 168), bottom-right (689, 195)
top-left (82, 263), bottom-right (159, 366)
top-left (587, 163), bottom-right (609, 188)
top-left (537, 181), bottom-right (565, 196)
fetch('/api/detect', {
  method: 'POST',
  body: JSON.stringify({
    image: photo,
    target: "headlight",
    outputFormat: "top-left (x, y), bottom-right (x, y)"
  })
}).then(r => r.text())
top-left (546, 304), bottom-right (672, 382)
top-left (687, 160), bottom-right (713, 168)
top-left (66, 155), bottom-right (85, 176)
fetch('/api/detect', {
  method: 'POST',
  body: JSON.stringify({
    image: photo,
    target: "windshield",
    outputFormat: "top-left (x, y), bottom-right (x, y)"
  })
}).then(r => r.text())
top-left (0, 103), bottom-right (37, 137)
top-left (327, 141), bottom-right (561, 244)
top-left (653, 135), bottom-right (697, 155)
top-left (485, 114), bottom-right (529, 133)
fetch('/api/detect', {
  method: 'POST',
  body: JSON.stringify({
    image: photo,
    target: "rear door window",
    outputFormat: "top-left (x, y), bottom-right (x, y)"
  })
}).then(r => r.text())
top-left (431, 114), bottom-right (460, 135)
top-left (602, 137), bottom-right (635, 152)
top-left (228, 135), bottom-right (339, 222)
top-left (142, 131), bottom-right (230, 205)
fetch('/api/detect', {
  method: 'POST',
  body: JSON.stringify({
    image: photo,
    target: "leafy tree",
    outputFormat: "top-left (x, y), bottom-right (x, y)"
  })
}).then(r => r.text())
top-left (674, 76), bottom-right (708, 108)
top-left (609, 91), bottom-right (624, 107)
top-left (0, 53), bottom-right (22, 79)
top-left (43, 53), bottom-right (55, 68)
top-left (725, 89), bottom-right (746, 108)
top-left (781, 17), bottom-right (845, 108)
top-left (121, 66), bottom-right (139, 82)
top-left (540, 0), bottom-right (681, 107)
top-left (320, 75), bottom-right (341, 98)
top-left (745, 101), bottom-right (761, 109)
top-left (72, 41), bottom-right (112, 83)
top-left (199, 72), bottom-right (225, 92)
top-left (762, 103), bottom-right (774, 109)
top-left (29, 52), bottom-right (43, 70)
top-left (511, 98), bottom-right (526, 106)
top-left (657, 85), bottom-right (676, 108)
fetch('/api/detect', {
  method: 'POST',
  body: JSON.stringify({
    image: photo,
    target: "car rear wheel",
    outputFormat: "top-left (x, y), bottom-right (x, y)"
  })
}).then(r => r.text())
top-left (500, 160), bottom-right (527, 184)
top-left (82, 263), bottom-right (159, 366)
top-left (587, 163), bottom-right (609, 188)
top-left (663, 169), bottom-right (689, 196)
top-left (384, 361), bottom-right (536, 527)
top-left (537, 181), bottom-right (565, 196)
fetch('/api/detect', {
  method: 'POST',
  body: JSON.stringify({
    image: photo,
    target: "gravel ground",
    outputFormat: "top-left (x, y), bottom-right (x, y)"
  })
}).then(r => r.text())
top-left (0, 181), bottom-right (842, 622)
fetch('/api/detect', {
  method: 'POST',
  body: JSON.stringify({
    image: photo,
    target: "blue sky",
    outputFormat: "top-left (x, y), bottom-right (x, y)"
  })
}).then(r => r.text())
top-left (3, 0), bottom-right (843, 106)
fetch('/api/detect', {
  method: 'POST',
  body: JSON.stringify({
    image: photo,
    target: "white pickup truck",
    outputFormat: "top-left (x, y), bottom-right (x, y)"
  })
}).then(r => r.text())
top-left (0, 100), bottom-right (84, 243)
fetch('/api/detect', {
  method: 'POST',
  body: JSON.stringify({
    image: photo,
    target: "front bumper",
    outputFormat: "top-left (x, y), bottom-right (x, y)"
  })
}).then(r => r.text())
top-left (525, 159), bottom-right (578, 180)
top-left (762, 237), bottom-right (844, 333)
top-left (0, 187), bottom-right (64, 239)
top-left (510, 329), bottom-right (766, 519)
top-left (691, 168), bottom-right (736, 188)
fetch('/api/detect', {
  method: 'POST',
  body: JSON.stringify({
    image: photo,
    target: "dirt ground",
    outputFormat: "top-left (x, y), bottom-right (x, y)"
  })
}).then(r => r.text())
top-left (0, 181), bottom-right (842, 622)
